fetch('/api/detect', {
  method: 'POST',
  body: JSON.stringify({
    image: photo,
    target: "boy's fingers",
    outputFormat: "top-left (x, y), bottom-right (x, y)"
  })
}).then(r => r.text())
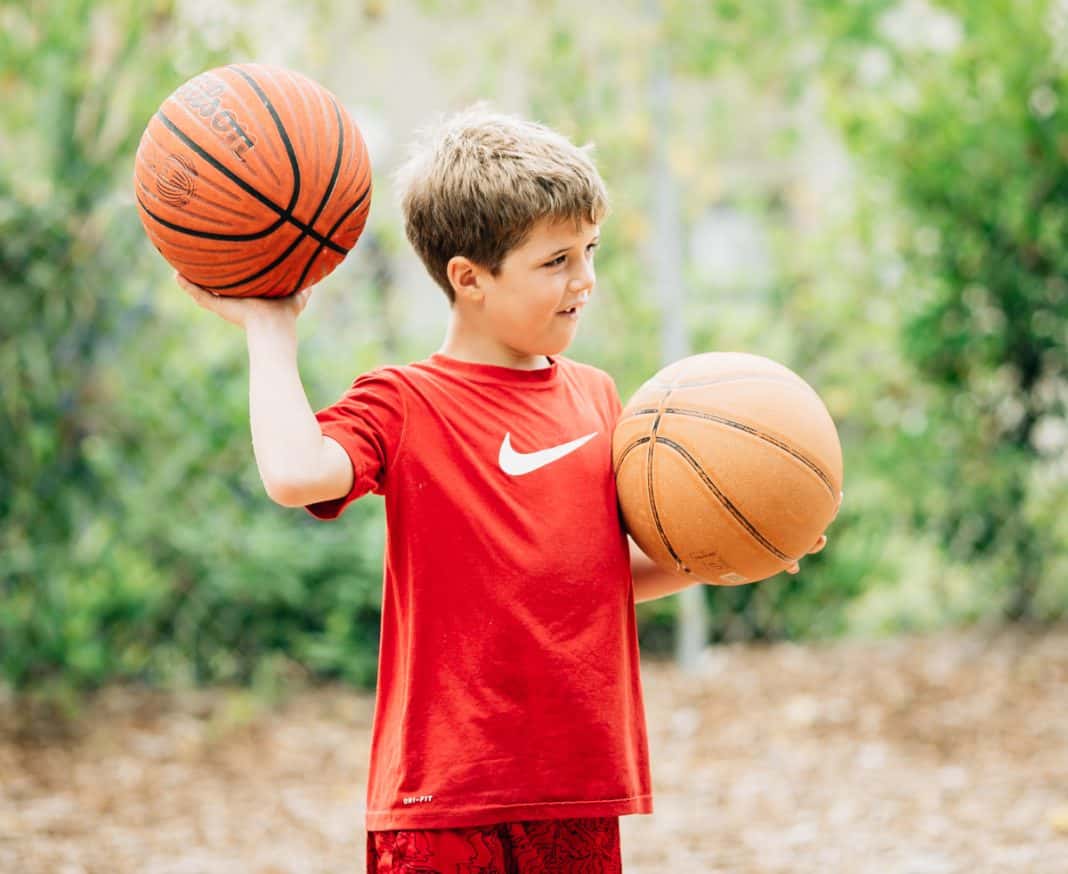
top-left (175, 271), bottom-right (214, 300)
top-left (787, 533), bottom-right (829, 576)
top-left (175, 273), bottom-right (200, 298)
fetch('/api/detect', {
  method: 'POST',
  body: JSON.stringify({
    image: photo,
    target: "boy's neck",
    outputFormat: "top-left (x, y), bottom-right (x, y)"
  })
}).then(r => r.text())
top-left (438, 317), bottom-right (551, 371)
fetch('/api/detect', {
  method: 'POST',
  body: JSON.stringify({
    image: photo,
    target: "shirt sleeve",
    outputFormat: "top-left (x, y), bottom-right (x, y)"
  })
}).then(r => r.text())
top-left (304, 367), bottom-right (407, 520)
top-left (603, 368), bottom-right (624, 424)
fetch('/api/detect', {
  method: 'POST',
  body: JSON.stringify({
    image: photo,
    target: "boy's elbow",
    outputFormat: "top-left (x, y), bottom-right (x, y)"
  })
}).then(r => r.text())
top-left (263, 476), bottom-right (308, 507)
top-left (261, 469), bottom-right (323, 507)
top-left (260, 443), bottom-right (355, 509)
top-left (262, 468), bottom-right (353, 508)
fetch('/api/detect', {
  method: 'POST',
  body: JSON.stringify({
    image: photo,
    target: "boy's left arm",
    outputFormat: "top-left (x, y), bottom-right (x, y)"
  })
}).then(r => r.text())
top-left (629, 535), bottom-right (829, 603)
top-left (629, 538), bottom-right (697, 603)
top-left (630, 491), bottom-right (842, 602)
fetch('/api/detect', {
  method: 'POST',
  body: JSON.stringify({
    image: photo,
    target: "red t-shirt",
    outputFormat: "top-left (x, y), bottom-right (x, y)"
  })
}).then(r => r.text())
top-left (305, 353), bottom-right (652, 831)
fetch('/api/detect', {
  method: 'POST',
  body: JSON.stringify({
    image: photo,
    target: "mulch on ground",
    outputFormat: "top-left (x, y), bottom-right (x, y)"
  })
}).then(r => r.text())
top-left (4, 627), bottom-right (1067, 873)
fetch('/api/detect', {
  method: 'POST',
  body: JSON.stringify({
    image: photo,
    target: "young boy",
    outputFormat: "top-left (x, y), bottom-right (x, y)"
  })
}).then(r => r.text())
top-left (178, 106), bottom-right (820, 872)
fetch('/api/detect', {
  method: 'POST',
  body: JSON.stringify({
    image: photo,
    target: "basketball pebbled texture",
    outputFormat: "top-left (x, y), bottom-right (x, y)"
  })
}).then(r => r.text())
top-left (612, 352), bottom-right (844, 585)
top-left (134, 63), bottom-right (372, 297)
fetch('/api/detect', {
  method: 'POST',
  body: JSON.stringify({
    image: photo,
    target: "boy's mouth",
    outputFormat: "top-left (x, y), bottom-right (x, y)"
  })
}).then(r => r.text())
top-left (556, 292), bottom-right (590, 318)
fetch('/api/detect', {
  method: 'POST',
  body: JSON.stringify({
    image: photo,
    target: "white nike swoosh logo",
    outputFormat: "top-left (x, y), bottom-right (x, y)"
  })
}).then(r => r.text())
top-left (498, 431), bottom-right (598, 476)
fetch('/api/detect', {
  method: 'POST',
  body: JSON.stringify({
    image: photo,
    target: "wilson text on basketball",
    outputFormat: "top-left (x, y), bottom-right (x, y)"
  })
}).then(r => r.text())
top-left (176, 78), bottom-right (256, 160)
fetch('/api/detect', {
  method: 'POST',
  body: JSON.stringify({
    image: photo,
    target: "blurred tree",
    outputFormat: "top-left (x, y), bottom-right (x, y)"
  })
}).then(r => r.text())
top-left (1, 1), bottom-right (385, 700)
top-left (818, 0), bottom-right (1068, 620)
top-left (0, 0), bottom-right (228, 693)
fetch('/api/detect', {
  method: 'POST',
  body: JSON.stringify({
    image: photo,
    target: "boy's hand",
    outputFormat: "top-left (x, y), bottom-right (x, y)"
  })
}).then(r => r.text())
top-left (785, 491), bottom-right (844, 575)
top-left (175, 271), bottom-right (312, 329)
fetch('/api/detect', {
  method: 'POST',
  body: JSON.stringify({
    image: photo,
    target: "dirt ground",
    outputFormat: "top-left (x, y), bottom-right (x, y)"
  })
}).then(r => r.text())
top-left (3, 627), bottom-right (1068, 873)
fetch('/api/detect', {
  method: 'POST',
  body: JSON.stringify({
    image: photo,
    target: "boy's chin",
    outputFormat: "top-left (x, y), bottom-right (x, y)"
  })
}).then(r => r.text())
top-left (537, 339), bottom-right (573, 357)
top-left (507, 326), bottom-right (577, 359)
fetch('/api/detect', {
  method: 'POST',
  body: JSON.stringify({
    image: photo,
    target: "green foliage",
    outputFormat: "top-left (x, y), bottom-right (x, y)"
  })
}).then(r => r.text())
top-left (0, 0), bottom-right (227, 693)
top-left (0, 1), bottom-right (383, 699)
top-left (822, 0), bottom-right (1068, 620)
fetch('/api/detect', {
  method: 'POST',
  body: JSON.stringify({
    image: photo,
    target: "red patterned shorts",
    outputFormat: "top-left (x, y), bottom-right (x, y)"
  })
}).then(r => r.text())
top-left (366, 816), bottom-right (621, 873)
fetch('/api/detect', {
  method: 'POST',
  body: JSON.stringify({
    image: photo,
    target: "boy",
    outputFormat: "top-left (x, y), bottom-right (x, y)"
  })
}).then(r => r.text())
top-left (178, 107), bottom-right (821, 872)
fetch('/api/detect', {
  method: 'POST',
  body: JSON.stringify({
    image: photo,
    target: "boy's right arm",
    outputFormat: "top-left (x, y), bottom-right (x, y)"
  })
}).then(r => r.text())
top-left (176, 273), bottom-right (353, 508)
top-left (245, 314), bottom-right (354, 507)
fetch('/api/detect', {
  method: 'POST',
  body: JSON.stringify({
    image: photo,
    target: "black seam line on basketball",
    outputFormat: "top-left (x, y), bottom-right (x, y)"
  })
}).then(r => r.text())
top-left (226, 66), bottom-right (368, 281)
top-left (291, 174), bottom-right (371, 292)
top-left (612, 436), bottom-right (650, 476)
top-left (648, 392), bottom-right (691, 575)
top-left (290, 99), bottom-right (366, 292)
top-left (660, 407), bottom-right (836, 495)
top-left (136, 193), bottom-right (289, 242)
top-left (154, 110), bottom-right (346, 256)
top-left (225, 65), bottom-right (302, 217)
top-left (211, 96), bottom-right (349, 291)
top-left (656, 436), bottom-right (793, 563)
top-left (137, 122), bottom-right (279, 231)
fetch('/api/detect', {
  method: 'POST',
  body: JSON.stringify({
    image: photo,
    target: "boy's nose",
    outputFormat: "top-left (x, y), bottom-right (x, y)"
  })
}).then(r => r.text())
top-left (567, 271), bottom-right (594, 296)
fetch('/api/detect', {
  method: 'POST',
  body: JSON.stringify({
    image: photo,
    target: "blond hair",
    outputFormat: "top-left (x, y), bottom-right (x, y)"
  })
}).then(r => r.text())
top-left (393, 104), bottom-right (609, 302)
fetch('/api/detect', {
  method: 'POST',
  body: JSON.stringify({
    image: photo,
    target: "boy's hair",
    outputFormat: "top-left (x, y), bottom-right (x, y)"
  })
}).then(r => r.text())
top-left (393, 104), bottom-right (610, 302)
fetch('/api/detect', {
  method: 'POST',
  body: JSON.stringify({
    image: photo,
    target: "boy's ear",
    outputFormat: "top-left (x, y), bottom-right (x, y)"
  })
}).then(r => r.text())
top-left (447, 255), bottom-right (485, 305)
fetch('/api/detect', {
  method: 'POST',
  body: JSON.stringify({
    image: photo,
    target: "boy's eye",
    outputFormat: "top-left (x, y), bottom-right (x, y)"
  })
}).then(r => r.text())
top-left (544, 243), bottom-right (598, 268)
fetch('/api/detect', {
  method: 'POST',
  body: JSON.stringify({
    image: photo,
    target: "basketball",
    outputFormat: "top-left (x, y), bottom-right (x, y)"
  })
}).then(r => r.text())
top-left (134, 63), bottom-right (372, 297)
top-left (612, 352), bottom-right (844, 585)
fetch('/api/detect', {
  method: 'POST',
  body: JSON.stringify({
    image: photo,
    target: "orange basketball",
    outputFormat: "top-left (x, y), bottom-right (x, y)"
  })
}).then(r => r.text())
top-left (612, 353), bottom-right (844, 585)
top-left (134, 63), bottom-right (372, 297)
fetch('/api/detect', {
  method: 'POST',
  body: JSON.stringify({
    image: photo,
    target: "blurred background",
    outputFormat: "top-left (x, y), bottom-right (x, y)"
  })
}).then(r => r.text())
top-left (2, 0), bottom-right (1067, 871)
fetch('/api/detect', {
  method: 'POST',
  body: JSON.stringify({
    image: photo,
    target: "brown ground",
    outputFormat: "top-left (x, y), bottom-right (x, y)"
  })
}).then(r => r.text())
top-left (3, 627), bottom-right (1068, 873)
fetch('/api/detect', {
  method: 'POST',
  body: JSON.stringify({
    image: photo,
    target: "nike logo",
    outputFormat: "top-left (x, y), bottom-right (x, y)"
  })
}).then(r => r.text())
top-left (498, 431), bottom-right (598, 476)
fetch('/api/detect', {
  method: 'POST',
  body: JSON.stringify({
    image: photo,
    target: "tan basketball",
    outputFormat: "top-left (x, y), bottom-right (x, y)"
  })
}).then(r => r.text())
top-left (612, 353), bottom-right (844, 585)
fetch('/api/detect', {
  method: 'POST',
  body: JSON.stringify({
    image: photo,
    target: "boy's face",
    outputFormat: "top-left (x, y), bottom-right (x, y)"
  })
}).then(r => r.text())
top-left (459, 217), bottom-right (600, 362)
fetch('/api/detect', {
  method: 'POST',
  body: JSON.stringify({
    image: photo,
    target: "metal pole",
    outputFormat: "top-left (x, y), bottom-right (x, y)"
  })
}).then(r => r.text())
top-left (647, 0), bottom-right (708, 673)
